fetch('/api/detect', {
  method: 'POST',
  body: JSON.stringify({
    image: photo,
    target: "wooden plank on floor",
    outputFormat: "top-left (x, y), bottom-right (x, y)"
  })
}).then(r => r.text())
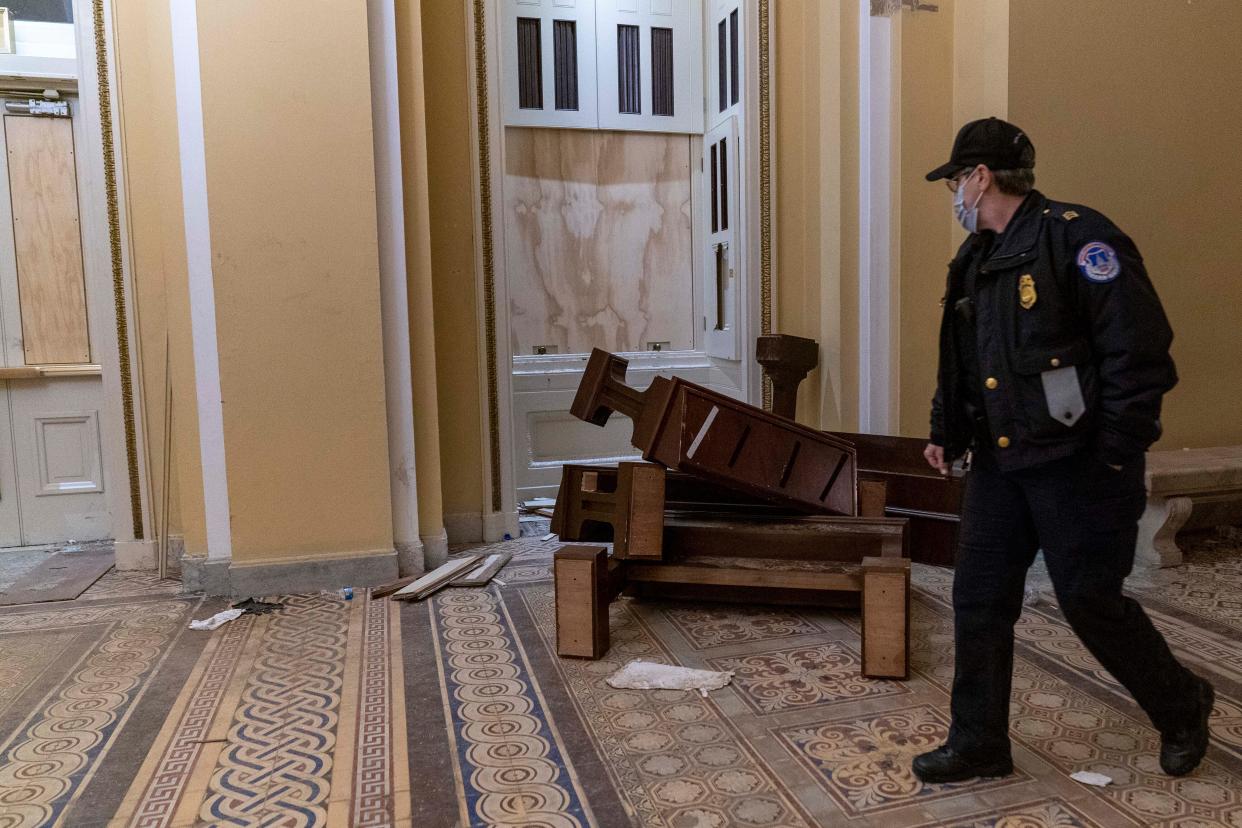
top-left (0, 546), bottom-right (114, 605)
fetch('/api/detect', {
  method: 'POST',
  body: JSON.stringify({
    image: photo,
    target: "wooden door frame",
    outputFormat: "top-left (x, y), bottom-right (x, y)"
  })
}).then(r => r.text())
top-left (0, 0), bottom-right (155, 550)
top-left (465, 0), bottom-right (775, 534)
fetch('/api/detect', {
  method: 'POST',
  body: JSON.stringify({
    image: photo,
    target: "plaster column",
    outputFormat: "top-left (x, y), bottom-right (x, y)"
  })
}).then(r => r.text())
top-left (397, 0), bottom-right (449, 567)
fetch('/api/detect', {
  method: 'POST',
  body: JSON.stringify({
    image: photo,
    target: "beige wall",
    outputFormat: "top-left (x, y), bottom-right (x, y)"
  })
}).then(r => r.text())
top-left (113, 0), bottom-right (205, 553)
top-left (1009, 0), bottom-right (1242, 450)
top-left (774, 0), bottom-right (860, 432)
top-left (896, 2), bottom-right (956, 439)
top-left (196, 0), bottom-right (393, 562)
top-left (421, 0), bottom-right (487, 519)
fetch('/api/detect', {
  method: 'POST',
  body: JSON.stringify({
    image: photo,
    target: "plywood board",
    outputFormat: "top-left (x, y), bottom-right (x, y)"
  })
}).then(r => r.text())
top-left (3, 115), bottom-right (90, 365)
top-left (504, 128), bottom-right (694, 355)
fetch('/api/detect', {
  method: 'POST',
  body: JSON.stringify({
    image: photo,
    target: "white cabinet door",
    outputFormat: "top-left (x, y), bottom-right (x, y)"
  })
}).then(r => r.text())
top-left (595, 0), bottom-right (702, 133)
top-left (501, 0), bottom-right (599, 129)
top-left (702, 116), bottom-right (740, 359)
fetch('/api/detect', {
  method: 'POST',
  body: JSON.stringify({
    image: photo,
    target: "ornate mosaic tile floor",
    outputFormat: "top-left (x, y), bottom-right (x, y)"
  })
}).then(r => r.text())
top-left (3, 528), bottom-right (1242, 826)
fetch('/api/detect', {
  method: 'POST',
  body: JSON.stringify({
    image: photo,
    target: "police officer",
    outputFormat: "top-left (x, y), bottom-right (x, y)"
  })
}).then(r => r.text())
top-left (912, 117), bottom-right (1215, 783)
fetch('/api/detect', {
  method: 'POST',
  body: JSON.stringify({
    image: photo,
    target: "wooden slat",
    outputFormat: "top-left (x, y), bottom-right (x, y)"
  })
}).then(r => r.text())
top-left (390, 555), bottom-right (480, 601)
top-left (452, 551), bottom-right (513, 586)
top-left (4, 115), bottom-right (91, 365)
top-left (624, 563), bottom-right (861, 592)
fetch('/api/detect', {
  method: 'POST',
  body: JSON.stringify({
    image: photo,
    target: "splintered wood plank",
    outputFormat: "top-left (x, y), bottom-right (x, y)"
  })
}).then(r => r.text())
top-left (4, 115), bottom-right (90, 365)
top-left (390, 555), bottom-right (480, 601)
top-left (452, 551), bottom-right (513, 586)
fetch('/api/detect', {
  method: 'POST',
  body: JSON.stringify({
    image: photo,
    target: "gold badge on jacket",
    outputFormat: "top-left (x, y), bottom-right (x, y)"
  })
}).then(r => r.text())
top-left (1019, 274), bottom-right (1037, 310)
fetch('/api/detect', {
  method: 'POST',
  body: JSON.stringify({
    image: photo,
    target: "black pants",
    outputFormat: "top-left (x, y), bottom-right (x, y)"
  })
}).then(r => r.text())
top-left (948, 449), bottom-right (1200, 756)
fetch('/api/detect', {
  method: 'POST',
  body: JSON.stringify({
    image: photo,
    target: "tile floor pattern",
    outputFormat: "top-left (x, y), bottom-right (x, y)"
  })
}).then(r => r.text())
top-left (1, 529), bottom-right (1241, 825)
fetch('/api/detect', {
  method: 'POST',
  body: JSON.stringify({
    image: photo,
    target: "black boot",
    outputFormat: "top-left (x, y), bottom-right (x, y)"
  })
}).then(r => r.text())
top-left (911, 745), bottom-right (1014, 784)
top-left (1161, 679), bottom-right (1214, 777)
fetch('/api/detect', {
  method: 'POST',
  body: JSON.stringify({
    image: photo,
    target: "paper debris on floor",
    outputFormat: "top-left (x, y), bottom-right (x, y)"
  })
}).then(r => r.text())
top-left (1070, 771), bottom-right (1112, 787)
top-left (189, 608), bottom-right (244, 631)
top-left (606, 660), bottom-right (734, 698)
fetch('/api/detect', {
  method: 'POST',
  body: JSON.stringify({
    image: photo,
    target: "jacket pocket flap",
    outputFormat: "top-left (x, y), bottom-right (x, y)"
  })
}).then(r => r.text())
top-left (1014, 340), bottom-right (1092, 375)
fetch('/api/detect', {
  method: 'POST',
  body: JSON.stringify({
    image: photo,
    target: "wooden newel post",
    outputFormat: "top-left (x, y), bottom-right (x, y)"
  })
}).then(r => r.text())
top-left (756, 334), bottom-right (819, 420)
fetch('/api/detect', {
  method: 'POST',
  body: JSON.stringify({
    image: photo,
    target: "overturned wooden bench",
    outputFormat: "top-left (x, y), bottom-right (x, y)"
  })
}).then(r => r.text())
top-left (552, 462), bottom-right (912, 679)
top-left (1137, 446), bottom-right (1242, 567)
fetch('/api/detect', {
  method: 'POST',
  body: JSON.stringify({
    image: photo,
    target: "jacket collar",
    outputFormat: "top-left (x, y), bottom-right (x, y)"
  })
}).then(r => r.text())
top-left (981, 190), bottom-right (1048, 269)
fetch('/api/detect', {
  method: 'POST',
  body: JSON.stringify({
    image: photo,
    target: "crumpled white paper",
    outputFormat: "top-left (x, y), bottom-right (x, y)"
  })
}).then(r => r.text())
top-left (189, 608), bottom-right (244, 631)
top-left (606, 660), bottom-right (734, 698)
top-left (1070, 770), bottom-right (1112, 787)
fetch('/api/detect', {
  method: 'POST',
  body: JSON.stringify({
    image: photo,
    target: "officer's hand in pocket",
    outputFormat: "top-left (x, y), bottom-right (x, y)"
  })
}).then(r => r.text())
top-left (924, 443), bottom-right (949, 476)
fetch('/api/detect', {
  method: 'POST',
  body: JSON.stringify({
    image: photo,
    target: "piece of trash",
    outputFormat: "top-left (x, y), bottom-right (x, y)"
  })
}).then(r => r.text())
top-left (541, 532), bottom-right (557, 542)
top-left (606, 660), bottom-right (734, 698)
top-left (492, 578), bottom-right (508, 587)
top-left (189, 608), bottom-right (244, 631)
top-left (1070, 771), bottom-right (1112, 787)
top-left (231, 598), bottom-right (283, 615)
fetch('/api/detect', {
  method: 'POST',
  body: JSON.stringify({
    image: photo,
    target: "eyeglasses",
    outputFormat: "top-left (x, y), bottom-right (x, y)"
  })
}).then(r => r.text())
top-left (945, 167), bottom-right (978, 193)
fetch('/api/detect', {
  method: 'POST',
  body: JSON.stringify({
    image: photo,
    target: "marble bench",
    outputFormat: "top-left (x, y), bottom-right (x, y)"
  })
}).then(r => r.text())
top-left (1137, 447), bottom-right (1242, 567)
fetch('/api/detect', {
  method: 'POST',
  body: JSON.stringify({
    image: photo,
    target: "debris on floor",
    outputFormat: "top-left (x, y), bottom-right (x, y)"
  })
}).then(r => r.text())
top-left (390, 555), bottom-right (481, 602)
top-left (452, 552), bottom-right (512, 587)
top-left (606, 660), bottom-right (735, 698)
top-left (189, 608), bottom-right (244, 631)
top-left (231, 598), bottom-right (284, 615)
top-left (1069, 770), bottom-right (1112, 787)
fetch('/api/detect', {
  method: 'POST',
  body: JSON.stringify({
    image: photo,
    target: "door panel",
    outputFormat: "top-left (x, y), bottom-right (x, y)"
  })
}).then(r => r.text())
top-left (3, 114), bottom-right (91, 365)
top-left (0, 383), bottom-right (21, 547)
top-left (0, 99), bottom-right (111, 547)
top-left (6, 376), bottom-right (109, 545)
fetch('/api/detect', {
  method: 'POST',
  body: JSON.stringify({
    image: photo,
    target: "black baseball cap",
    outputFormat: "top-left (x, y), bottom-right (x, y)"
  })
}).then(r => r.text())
top-left (925, 117), bottom-right (1035, 181)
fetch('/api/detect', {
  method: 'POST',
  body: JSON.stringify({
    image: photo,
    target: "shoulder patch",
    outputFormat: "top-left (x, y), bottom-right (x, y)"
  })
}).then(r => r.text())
top-left (1077, 241), bottom-right (1121, 283)
top-left (1062, 210), bottom-right (1079, 220)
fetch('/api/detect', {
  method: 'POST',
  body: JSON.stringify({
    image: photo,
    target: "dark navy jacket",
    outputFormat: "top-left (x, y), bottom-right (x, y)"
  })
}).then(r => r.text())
top-left (930, 190), bottom-right (1177, 472)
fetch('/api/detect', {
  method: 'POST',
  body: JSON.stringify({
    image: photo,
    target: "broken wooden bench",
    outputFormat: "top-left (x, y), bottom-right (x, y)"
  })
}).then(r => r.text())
top-left (551, 462), bottom-right (912, 679)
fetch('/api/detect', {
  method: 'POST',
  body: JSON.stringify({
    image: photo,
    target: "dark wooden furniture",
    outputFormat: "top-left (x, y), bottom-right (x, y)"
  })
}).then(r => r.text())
top-left (551, 463), bottom-right (912, 678)
top-left (756, 333), bottom-right (819, 420)
top-left (830, 431), bottom-right (965, 567)
top-left (572, 348), bottom-right (859, 516)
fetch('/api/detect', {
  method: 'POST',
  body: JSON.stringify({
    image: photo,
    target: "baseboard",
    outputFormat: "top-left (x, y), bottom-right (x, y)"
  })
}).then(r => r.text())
top-left (420, 528), bottom-right (449, 569)
top-left (445, 511), bottom-right (520, 544)
top-left (181, 548), bottom-right (398, 597)
top-left (444, 512), bottom-right (483, 544)
top-left (395, 538), bottom-right (425, 576)
top-left (114, 539), bottom-right (157, 571)
top-left (482, 510), bottom-right (520, 542)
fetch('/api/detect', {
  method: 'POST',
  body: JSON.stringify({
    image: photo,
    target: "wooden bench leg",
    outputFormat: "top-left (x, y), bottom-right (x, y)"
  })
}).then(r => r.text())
top-left (555, 546), bottom-right (613, 659)
top-left (861, 557), bottom-right (910, 680)
top-left (1137, 495), bottom-right (1193, 568)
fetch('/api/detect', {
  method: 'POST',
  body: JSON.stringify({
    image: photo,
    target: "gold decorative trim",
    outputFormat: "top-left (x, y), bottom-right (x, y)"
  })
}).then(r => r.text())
top-left (92, 0), bottom-right (144, 539)
top-left (472, 0), bottom-right (503, 513)
top-left (759, 0), bottom-right (773, 410)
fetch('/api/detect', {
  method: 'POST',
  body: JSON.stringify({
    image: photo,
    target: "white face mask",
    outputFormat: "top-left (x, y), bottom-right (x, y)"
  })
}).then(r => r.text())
top-left (953, 169), bottom-right (984, 234)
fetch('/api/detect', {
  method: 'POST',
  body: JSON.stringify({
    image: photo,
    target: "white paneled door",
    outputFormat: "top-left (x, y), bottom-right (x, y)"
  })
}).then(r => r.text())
top-left (0, 99), bottom-right (112, 547)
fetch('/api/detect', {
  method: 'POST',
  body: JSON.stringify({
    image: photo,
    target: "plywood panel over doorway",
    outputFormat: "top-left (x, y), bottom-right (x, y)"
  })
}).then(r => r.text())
top-left (3, 115), bottom-right (91, 365)
top-left (505, 127), bottom-right (695, 355)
